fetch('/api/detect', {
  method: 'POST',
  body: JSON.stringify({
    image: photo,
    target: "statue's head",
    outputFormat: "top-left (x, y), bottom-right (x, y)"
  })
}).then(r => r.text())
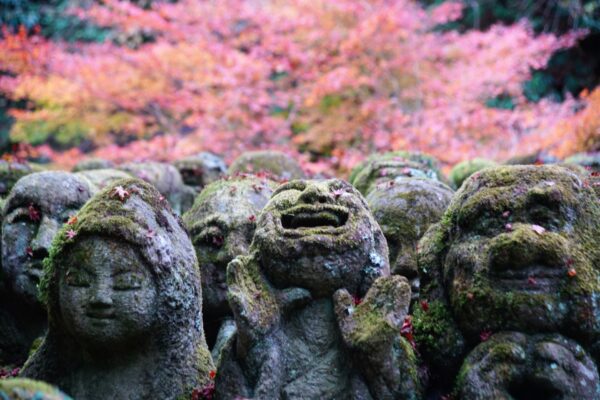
top-left (2, 172), bottom-right (94, 305)
top-left (366, 177), bottom-right (453, 294)
top-left (421, 165), bottom-right (600, 343)
top-left (253, 179), bottom-right (389, 297)
top-left (350, 151), bottom-right (446, 195)
top-left (174, 152), bottom-right (227, 190)
top-left (183, 175), bottom-right (276, 318)
top-left (228, 151), bottom-right (305, 180)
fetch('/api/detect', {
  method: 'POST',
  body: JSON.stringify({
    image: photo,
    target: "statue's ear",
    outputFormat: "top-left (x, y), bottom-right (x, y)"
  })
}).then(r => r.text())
top-left (226, 251), bottom-right (279, 356)
top-left (412, 222), bottom-right (466, 383)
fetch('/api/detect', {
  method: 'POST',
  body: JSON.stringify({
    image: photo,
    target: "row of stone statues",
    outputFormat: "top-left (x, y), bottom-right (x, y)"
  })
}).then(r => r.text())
top-left (0, 149), bottom-right (599, 399)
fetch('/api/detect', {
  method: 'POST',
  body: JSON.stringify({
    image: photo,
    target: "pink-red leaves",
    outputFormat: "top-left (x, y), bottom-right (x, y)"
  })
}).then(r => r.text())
top-left (400, 316), bottom-right (416, 349)
top-left (26, 247), bottom-right (33, 257)
top-left (531, 224), bottom-right (546, 235)
top-left (66, 229), bottom-right (77, 240)
top-left (479, 330), bottom-right (492, 342)
top-left (420, 300), bottom-right (429, 312)
top-left (28, 203), bottom-right (40, 222)
top-left (112, 185), bottom-right (130, 202)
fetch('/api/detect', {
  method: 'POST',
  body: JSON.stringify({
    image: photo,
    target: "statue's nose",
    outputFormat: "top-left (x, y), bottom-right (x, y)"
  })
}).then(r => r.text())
top-left (298, 185), bottom-right (329, 204)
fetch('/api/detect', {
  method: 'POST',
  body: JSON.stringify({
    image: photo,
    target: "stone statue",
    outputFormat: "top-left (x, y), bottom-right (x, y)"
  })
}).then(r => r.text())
top-left (1, 172), bottom-right (94, 367)
top-left (21, 179), bottom-right (214, 400)
top-left (564, 152), bottom-right (600, 173)
top-left (182, 175), bottom-right (276, 350)
top-left (215, 179), bottom-right (420, 399)
top-left (228, 151), bottom-right (305, 180)
top-left (366, 177), bottom-right (453, 297)
top-left (350, 151), bottom-right (448, 195)
top-left (75, 168), bottom-right (133, 191)
top-left (174, 152), bottom-right (227, 192)
top-left (413, 165), bottom-right (600, 395)
top-left (118, 161), bottom-right (189, 214)
top-left (449, 158), bottom-right (497, 189)
top-left (456, 332), bottom-right (600, 399)
top-left (72, 158), bottom-right (115, 172)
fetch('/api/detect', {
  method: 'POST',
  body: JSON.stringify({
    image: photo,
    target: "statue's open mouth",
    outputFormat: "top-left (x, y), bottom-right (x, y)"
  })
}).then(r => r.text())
top-left (281, 205), bottom-right (349, 229)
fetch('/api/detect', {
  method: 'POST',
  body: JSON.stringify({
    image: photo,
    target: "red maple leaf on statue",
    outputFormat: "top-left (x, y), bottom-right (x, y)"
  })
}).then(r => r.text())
top-left (66, 229), bottom-right (77, 240)
top-left (28, 203), bottom-right (40, 221)
top-left (400, 316), bottom-right (416, 349)
top-left (112, 185), bottom-right (130, 201)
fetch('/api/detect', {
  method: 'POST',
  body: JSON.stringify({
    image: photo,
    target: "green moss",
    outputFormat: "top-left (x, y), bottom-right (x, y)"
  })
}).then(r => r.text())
top-left (0, 378), bottom-right (71, 399)
top-left (449, 158), bottom-right (498, 189)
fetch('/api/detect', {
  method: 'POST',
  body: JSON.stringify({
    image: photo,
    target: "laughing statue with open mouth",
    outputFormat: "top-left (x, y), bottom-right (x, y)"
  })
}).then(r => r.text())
top-left (215, 179), bottom-right (421, 400)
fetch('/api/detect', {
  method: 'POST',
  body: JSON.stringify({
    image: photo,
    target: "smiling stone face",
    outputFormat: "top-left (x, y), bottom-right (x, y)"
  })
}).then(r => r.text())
top-left (253, 179), bottom-right (388, 297)
top-left (2, 172), bottom-right (94, 305)
top-left (58, 236), bottom-right (158, 351)
top-left (437, 165), bottom-right (600, 341)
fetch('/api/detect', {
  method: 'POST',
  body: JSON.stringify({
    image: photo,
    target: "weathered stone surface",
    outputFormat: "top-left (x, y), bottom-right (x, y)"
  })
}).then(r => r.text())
top-left (504, 151), bottom-right (558, 165)
top-left (350, 151), bottom-right (447, 196)
top-left (564, 152), bottom-right (600, 173)
top-left (366, 177), bottom-right (453, 297)
top-left (456, 332), bottom-right (600, 400)
top-left (0, 172), bottom-right (94, 366)
top-left (0, 160), bottom-right (34, 199)
top-left (75, 168), bottom-right (132, 191)
top-left (228, 151), bottom-right (305, 180)
top-left (216, 179), bottom-right (420, 399)
top-left (449, 158), bottom-right (497, 189)
top-left (118, 161), bottom-right (188, 214)
top-left (0, 378), bottom-right (72, 400)
top-left (72, 158), bottom-right (115, 172)
top-left (182, 175), bottom-right (276, 349)
top-left (21, 178), bottom-right (214, 400)
top-left (413, 164), bottom-right (600, 393)
top-left (174, 152), bottom-right (227, 191)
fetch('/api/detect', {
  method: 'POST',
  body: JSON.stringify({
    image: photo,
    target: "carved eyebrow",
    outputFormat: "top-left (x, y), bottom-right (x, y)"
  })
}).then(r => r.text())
top-left (189, 215), bottom-right (227, 235)
top-left (273, 180), bottom-right (306, 196)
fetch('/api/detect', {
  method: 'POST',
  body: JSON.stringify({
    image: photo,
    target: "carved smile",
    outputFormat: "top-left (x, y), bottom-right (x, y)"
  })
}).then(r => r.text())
top-left (86, 310), bottom-right (116, 319)
top-left (281, 205), bottom-right (349, 230)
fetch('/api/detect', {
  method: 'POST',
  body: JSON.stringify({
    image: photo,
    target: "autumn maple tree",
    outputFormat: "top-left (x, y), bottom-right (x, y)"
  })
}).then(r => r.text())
top-left (0, 0), bottom-right (596, 174)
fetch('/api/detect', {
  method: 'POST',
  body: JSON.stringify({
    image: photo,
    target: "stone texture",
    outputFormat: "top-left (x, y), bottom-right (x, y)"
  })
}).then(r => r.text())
top-left (228, 151), bottom-right (305, 180)
top-left (21, 178), bottom-right (214, 400)
top-left (0, 172), bottom-right (94, 367)
top-left (174, 152), bottom-right (227, 191)
top-left (215, 179), bottom-right (420, 399)
top-left (366, 177), bottom-right (453, 297)
top-left (182, 175), bottom-right (276, 349)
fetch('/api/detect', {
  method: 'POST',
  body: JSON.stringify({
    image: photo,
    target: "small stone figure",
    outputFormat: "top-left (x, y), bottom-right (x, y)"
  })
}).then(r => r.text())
top-left (228, 150), bottom-right (305, 180)
top-left (174, 152), bottom-right (227, 192)
top-left (1, 172), bottom-right (94, 367)
top-left (216, 179), bottom-right (420, 399)
top-left (350, 151), bottom-right (447, 195)
top-left (182, 175), bottom-right (276, 350)
top-left (72, 158), bottom-right (115, 172)
top-left (413, 165), bottom-right (600, 395)
top-left (366, 177), bottom-right (453, 297)
top-left (21, 179), bottom-right (214, 400)
top-left (0, 378), bottom-right (72, 400)
top-left (118, 161), bottom-right (189, 214)
top-left (455, 332), bottom-right (600, 399)
top-left (449, 158), bottom-right (497, 189)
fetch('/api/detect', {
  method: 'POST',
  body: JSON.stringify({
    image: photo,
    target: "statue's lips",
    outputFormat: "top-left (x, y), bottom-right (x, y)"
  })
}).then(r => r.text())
top-left (280, 205), bottom-right (349, 230)
top-left (86, 310), bottom-right (116, 319)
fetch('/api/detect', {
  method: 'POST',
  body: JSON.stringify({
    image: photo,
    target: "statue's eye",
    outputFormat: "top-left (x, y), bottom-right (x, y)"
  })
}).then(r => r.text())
top-left (195, 226), bottom-right (225, 249)
top-left (113, 272), bottom-right (144, 290)
top-left (65, 268), bottom-right (91, 288)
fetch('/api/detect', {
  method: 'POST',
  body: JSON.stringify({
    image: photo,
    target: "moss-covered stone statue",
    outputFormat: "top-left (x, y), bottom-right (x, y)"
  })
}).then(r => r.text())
top-left (564, 152), bottom-right (600, 173)
top-left (366, 177), bottom-right (453, 298)
top-left (504, 151), bottom-right (558, 165)
top-left (449, 158), bottom-right (497, 189)
top-left (21, 179), bottom-right (214, 400)
top-left (413, 165), bottom-right (600, 395)
top-left (1, 172), bottom-right (94, 367)
top-left (75, 169), bottom-right (133, 191)
top-left (455, 332), bottom-right (600, 399)
top-left (174, 152), bottom-right (227, 192)
top-left (118, 161), bottom-right (190, 214)
top-left (0, 378), bottom-right (72, 400)
top-left (227, 150), bottom-right (305, 180)
top-left (215, 179), bottom-right (420, 399)
top-left (182, 175), bottom-right (276, 351)
top-left (349, 151), bottom-right (447, 196)
top-left (72, 158), bottom-right (115, 172)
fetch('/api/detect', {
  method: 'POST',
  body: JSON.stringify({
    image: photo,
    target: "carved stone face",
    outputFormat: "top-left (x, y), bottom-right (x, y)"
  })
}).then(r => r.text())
top-left (441, 166), bottom-right (600, 340)
top-left (367, 178), bottom-right (453, 293)
top-left (458, 332), bottom-right (600, 400)
top-left (183, 177), bottom-right (274, 318)
top-left (2, 172), bottom-right (93, 304)
top-left (174, 152), bottom-right (227, 190)
top-left (58, 236), bottom-right (158, 350)
top-left (253, 179), bottom-right (388, 297)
